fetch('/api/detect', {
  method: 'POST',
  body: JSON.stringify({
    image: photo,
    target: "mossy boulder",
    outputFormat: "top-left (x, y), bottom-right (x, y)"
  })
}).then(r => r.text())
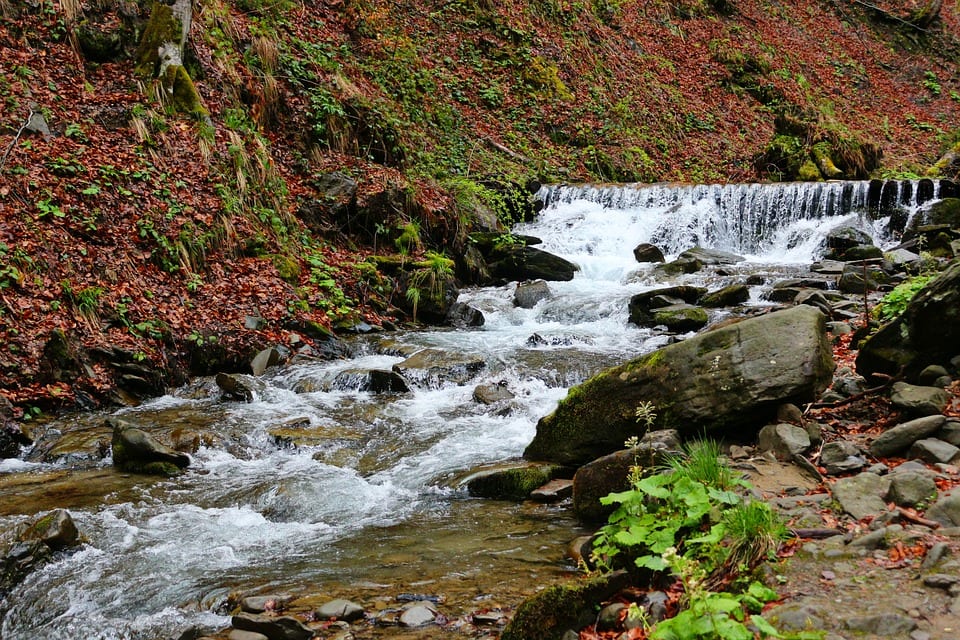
top-left (701, 284), bottom-right (750, 307)
top-left (649, 304), bottom-right (709, 332)
top-left (463, 462), bottom-right (567, 501)
top-left (500, 571), bottom-right (632, 640)
top-left (524, 305), bottom-right (834, 465)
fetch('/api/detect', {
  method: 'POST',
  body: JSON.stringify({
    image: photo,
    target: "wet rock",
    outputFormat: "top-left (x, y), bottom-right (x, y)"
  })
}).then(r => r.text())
top-left (464, 462), bottom-right (565, 501)
top-left (231, 613), bottom-right (313, 640)
top-left (838, 264), bottom-right (882, 293)
top-left (810, 259), bottom-right (847, 275)
top-left (392, 349), bottom-right (486, 387)
top-left (514, 279), bottom-right (552, 309)
top-left (758, 423), bottom-right (811, 460)
top-left (869, 415), bottom-right (946, 457)
top-left (890, 382), bottom-right (949, 416)
top-left (831, 472), bottom-right (891, 520)
top-left (240, 595), bottom-right (293, 614)
top-left (473, 382), bottom-right (515, 405)
top-left (649, 304), bottom-right (708, 332)
top-left (19, 509), bottom-right (80, 549)
top-left (488, 245), bottom-right (579, 282)
top-left (924, 490), bottom-right (960, 527)
top-left (795, 290), bottom-right (833, 316)
top-left (633, 243), bottom-right (665, 263)
top-left (316, 598), bottom-right (365, 622)
top-left (597, 602), bottom-right (626, 631)
top-left (530, 478), bottom-right (574, 502)
top-left (627, 285), bottom-right (706, 326)
top-left (525, 305), bottom-right (834, 465)
top-left (331, 369), bottom-right (410, 393)
top-left (500, 571), bottom-right (631, 640)
top-left (1, 510), bottom-right (83, 599)
top-left (678, 246), bottom-right (745, 265)
top-left (572, 430), bottom-right (681, 522)
top-left (820, 440), bottom-right (867, 475)
top-left (888, 471), bottom-right (937, 507)
top-left (655, 256), bottom-right (703, 275)
top-left (109, 417), bottom-right (190, 476)
top-left (908, 438), bottom-right (959, 464)
top-left (918, 365), bottom-right (950, 386)
top-left (826, 225), bottom-right (873, 251)
top-left (445, 302), bottom-right (485, 328)
top-left (700, 284), bottom-right (749, 307)
top-left (216, 373), bottom-right (263, 402)
top-left (250, 347), bottom-right (281, 377)
top-left (229, 630), bottom-right (269, 640)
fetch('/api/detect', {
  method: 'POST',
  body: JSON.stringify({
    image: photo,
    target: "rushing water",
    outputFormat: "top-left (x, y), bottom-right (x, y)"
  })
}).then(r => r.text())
top-left (0, 180), bottom-right (946, 639)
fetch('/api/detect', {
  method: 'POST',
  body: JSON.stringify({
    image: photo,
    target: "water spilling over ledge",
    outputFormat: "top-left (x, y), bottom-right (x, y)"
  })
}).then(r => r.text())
top-left (537, 179), bottom-right (958, 257)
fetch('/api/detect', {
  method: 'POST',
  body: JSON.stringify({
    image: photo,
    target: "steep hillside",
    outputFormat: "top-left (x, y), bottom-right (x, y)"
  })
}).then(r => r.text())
top-left (1, 0), bottom-right (959, 414)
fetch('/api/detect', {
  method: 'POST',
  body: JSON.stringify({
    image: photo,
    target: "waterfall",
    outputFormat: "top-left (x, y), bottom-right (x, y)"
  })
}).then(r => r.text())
top-left (536, 179), bottom-right (952, 259)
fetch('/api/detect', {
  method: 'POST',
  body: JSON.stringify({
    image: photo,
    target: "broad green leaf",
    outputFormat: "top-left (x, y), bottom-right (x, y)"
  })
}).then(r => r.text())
top-left (750, 614), bottom-right (783, 638)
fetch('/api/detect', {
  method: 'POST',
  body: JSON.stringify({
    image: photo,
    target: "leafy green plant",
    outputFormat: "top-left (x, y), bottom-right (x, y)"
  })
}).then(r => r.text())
top-left (872, 274), bottom-right (935, 322)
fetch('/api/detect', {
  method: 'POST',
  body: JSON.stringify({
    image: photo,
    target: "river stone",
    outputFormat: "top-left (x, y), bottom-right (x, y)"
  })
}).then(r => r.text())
top-left (216, 373), bottom-right (263, 402)
top-left (597, 602), bottom-right (627, 631)
top-left (316, 598), bottom-right (365, 622)
top-left (820, 440), bottom-right (867, 475)
top-left (831, 472), bottom-right (892, 520)
top-left (633, 243), bottom-right (665, 263)
top-left (655, 256), bottom-right (702, 275)
top-left (869, 415), bottom-right (946, 458)
top-left (843, 613), bottom-right (917, 636)
top-left (938, 421), bottom-right (960, 446)
top-left (757, 423), bottom-right (811, 460)
top-left (473, 382), bottom-right (515, 405)
top-left (240, 595), bottom-right (293, 614)
top-left (109, 417), bottom-right (190, 476)
top-left (678, 246), bottom-right (745, 265)
top-left (627, 286), bottom-right (706, 326)
top-left (500, 571), bottom-right (631, 640)
top-left (890, 382), bottom-right (949, 416)
top-left (918, 364), bottom-right (950, 386)
top-left (826, 224), bottom-right (873, 250)
top-left (488, 245), bottom-right (579, 282)
top-left (572, 430), bottom-right (681, 522)
top-left (795, 290), bottom-right (833, 316)
top-left (514, 279), bottom-right (551, 309)
top-left (857, 260), bottom-right (960, 380)
top-left (909, 438), bottom-right (959, 464)
top-left (888, 471), bottom-right (937, 508)
top-left (231, 613), bottom-right (313, 640)
top-left (19, 509), bottom-right (80, 549)
top-left (649, 304), bottom-right (708, 332)
top-left (445, 302), bottom-right (485, 328)
top-left (525, 305), bottom-right (834, 465)
top-left (392, 348), bottom-right (486, 387)
top-left (464, 462), bottom-right (565, 501)
top-left (530, 478), bottom-right (574, 502)
top-left (330, 369), bottom-right (410, 393)
top-left (229, 630), bottom-right (269, 640)
top-left (700, 284), bottom-right (750, 307)
top-left (838, 265), bottom-right (879, 293)
top-left (400, 603), bottom-right (437, 627)
top-left (767, 604), bottom-right (824, 632)
top-left (250, 347), bottom-right (280, 377)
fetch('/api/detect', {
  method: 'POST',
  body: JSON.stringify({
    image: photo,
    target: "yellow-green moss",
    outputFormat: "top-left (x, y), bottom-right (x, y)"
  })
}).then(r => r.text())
top-left (798, 158), bottom-right (823, 181)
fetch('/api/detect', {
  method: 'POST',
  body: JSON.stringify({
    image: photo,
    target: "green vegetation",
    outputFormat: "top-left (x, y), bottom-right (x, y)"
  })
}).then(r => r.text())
top-left (872, 273), bottom-right (936, 322)
top-left (592, 440), bottom-right (797, 639)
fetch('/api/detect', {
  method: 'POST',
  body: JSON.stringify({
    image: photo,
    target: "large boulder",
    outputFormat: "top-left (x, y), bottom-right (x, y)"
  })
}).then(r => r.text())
top-left (857, 260), bottom-right (960, 380)
top-left (524, 306), bottom-right (834, 466)
top-left (488, 245), bottom-right (579, 282)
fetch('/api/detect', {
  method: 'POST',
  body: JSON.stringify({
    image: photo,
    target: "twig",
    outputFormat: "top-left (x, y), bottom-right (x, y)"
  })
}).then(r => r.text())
top-left (852, 0), bottom-right (929, 32)
top-left (0, 107), bottom-right (34, 172)
top-left (896, 506), bottom-right (940, 529)
top-left (484, 138), bottom-right (534, 165)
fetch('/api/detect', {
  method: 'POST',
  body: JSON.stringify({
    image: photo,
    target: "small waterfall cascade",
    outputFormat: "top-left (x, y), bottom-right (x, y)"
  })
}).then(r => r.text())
top-left (536, 178), bottom-right (954, 258)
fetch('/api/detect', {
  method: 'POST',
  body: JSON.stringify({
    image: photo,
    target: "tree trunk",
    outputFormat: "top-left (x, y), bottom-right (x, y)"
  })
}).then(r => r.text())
top-left (909, 0), bottom-right (943, 28)
top-left (135, 0), bottom-right (208, 120)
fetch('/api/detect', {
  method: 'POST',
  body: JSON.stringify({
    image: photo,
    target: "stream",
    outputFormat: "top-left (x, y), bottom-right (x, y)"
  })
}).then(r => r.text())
top-left (0, 179), bottom-right (947, 639)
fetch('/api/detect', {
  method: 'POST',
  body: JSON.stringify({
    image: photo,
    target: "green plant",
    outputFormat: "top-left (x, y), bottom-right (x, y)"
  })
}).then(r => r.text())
top-left (922, 71), bottom-right (941, 97)
top-left (872, 274), bottom-right (935, 322)
top-left (635, 400), bottom-right (658, 429)
top-left (36, 198), bottom-right (66, 219)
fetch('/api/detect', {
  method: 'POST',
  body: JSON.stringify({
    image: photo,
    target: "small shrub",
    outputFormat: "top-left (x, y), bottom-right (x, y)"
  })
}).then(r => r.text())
top-left (872, 274), bottom-right (935, 322)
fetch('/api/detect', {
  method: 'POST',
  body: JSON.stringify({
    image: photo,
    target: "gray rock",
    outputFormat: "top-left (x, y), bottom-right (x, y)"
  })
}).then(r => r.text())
top-left (18, 509), bottom-right (81, 550)
top-left (849, 527), bottom-right (891, 550)
top-left (891, 382), bottom-right (949, 416)
top-left (869, 415), bottom-right (947, 457)
top-left (445, 302), bottom-right (485, 328)
top-left (820, 440), bottom-right (867, 475)
top-left (250, 347), bottom-right (281, 377)
top-left (831, 472), bottom-right (892, 520)
top-left (918, 365), bottom-right (950, 386)
top-left (627, 286), bottom-right (706, 327)
top-left (530, 478), bottom-right (574, 502)
top-left (109, 417), bottom-right (190, 475)
top-left (838, 265), bottom-right (879, 293)
top-left (231, 613), bottom-right (313, 640)
top-left (329, 369), bottom-right (410, 393)
top-left (400, 603), bottom-right (437, 627)
top-left (633, 243), bottom-right (665, 263)
top-left (889, 471), bottom-right (938, 507)
top-left (525, 306), bottom-right (834, 465)
top-left (514, 280), bottom-right (551, 309)
top-left (473, 382), bottom-right (515, 405)
top-left (938, 420), bottom-right (960, 446)
top-left (229, 630), bottom-right (269, 640)
top-left (926, 490), bottom-right (960, 527)
top-left (768, 604), bottom-right (824, 632)
top-left (316, 598), bottom-right (365, 622)
top-left (649, 304), bottom-right (709, 332)
top-left (921, 542), bottom-right (950, 571)
top-left (240, 595), bottom-right (292, 614)
top-left (464, 462), bottom-right (565, 501)
top-left (655, 256), bottom-right (703, 275)
top-left (678, 246), bottom-right (745, 265)
top-left (826, 224), bottom-right (873, 250)
top-left (922, 573), bottom-right (958, 589)
top-left (216, 373), bottom-right (263, 402)
top-left (488, 245), bottom-right (579, 282)
top-left (757, 423), bottom-right (811, 460)
top-left (909, 438), bottom-right (959, 464)
top-left (597, 602), bottom-right (626, 631)
top-left (392, 349), bottom-right (486, 387)
top-left (843, 613), bottom-right (917, 636)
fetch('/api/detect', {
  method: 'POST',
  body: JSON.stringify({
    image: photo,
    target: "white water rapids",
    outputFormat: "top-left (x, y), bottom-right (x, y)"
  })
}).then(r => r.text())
top-left (0, 180), bottom-right (944, 639)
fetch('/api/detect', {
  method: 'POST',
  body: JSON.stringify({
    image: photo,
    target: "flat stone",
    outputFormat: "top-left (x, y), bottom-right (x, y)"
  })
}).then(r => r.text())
top-left (820, 440), bottom-right (867, 475)
top-left (240, 595), bottom-right (292, 614)
top-left (890, 382), bottom-right (950, 416)
top-left (909, 438), bottom-right (959, 465)
top-left (514, 280), bottom-right (551, 309)
top-left (250, 347), bottom-right (281, 377)
top-left (758, 423), bottom-right (811, 460)
top-left (400, 603), bottom-right (437, 627)
top-left (869, 415), bottom-right (947, 457)
top-left (473, 382), bottom-right (515, 405)
top-left (316, 598), bottom-right (365, 622)
top-left (922, 573), bottom-right (959, 589)
top-left (889, 471), bottom-right (938, 507)
top-left (229, 630), bottom-right (269, 640)
top-left (530, 478), bottom-right (574, 502)
top-left (231, 613), bottom-right (313, 640)
top-left (767, 604), bottom-right (824, 632)
top-left (843, 613), bottom-right (917, 635)
top-left (831, 472), bottom-right (891, 520)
